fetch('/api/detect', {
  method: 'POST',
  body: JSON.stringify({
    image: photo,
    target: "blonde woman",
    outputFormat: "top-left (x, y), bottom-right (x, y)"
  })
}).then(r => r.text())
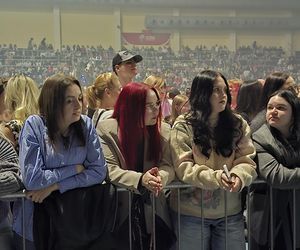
top-left (0, 77), bottom-right (22, 250)
top-left (144, 75), bottom-right (171, 118)
top-left (1, 74), bottom-right (39, 149)
top-left (0, 78), bottom-right (10, 123)
top-left (166, 94), bottom-right (189, 126)
top-left (86, 72), bottom-right (122, 122)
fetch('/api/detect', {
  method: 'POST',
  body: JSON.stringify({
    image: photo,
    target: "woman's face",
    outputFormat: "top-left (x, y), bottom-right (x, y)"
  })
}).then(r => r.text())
top-left (210, 76), bottom-right (228, 116)
top-left (266, 95), bottom-right (293, 136)
top-left (60, 84), bottom-right (83, 131)
top-left (282, 76), bottom-right (295, 90)
top-left (178, 99), bottom-right (190, 115)
top-left (109, 81), bottom-right (122, 106)
top-left (158, 85), bottom-right (167, 100)
top-left (144, 89), bottom-right (160, 126)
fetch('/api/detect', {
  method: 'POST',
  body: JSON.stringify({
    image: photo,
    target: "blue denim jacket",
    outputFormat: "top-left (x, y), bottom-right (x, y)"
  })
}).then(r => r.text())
top-left (13, 115), bottom-right (107, 241)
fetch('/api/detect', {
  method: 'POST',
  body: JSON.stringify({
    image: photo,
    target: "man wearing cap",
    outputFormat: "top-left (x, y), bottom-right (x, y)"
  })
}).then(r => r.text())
top-left (112, 50), bottom-right (143, 87)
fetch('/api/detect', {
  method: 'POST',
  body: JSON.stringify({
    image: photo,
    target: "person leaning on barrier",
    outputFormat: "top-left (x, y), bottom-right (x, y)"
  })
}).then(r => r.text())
top-left (170, 70), bottom-right (257, 250)
top-left (0, 135), bottom-right (22, 250)
top-left (250, 72), bottom-right (295, 133)
top-left (0, 74), bottom-right (40, 152)
top-left (0, 74), bottom-right (40, 250)
top-left (96, 82), bottom-right (176, 250)
top-left (12, 74), bottom-right (107, 250)
top-left (0, 78), bottom-right (23, 250)
top-left (250, 90), bottom-right (300, 250)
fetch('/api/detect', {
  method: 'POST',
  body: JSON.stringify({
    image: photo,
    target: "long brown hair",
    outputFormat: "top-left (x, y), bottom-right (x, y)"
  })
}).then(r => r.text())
top-left (39, 74), bottom-right (85, 147)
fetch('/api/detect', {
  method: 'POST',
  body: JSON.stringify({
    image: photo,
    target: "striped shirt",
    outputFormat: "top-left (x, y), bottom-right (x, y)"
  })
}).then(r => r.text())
top-left (0, 137), bottom-right (22, 231)
top-left (0, 137), bottom-right (18, 164)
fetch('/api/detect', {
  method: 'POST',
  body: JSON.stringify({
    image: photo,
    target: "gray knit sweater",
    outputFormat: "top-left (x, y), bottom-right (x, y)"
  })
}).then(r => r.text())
top-left (0, 137), bottom-right (23, 230)
top-left (0, 137), bottom-right (22, 196)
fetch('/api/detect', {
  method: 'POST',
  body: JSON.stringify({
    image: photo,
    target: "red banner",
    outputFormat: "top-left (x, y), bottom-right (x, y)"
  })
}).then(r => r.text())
top-left (122, 30), bottom-right (170, 46)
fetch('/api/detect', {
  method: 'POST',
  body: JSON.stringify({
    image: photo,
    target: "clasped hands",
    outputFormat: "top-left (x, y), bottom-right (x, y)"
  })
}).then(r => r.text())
top-left (141, 167), bottom-right (163, 196)
top-left (221, 172), bottom-right (242, 192)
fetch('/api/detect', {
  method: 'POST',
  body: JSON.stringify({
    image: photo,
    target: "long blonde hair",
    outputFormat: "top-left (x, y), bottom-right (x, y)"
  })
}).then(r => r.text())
top-left (86, 72), bottom-right (119, 109)
top-left (144, 75), bottom-right (166, 91)
top-left (5, 74), bottom-right (40, 123)
top-left (170, 94), bottom-right (189, 125)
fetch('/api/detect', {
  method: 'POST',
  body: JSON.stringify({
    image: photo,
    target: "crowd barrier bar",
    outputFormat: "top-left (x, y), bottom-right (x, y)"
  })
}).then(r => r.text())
top-left (0, 179), bottom-right (298, 250)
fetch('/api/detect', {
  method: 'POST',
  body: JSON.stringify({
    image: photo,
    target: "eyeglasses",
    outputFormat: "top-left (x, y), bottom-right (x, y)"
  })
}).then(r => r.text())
top-left (146, 100), bottom-right (161, 111)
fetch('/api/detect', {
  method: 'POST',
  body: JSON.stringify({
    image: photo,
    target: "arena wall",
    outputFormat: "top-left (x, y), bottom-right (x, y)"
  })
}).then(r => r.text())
top-left (0, 6), bottom-right (299, 52)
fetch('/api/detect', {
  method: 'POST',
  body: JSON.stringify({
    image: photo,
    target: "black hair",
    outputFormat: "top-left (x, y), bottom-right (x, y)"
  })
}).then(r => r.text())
top-left (39, 74), bottom-right (85, 149)
top-left (186, 70), bottom-right (243, 158)
top-left (236, 80), bottom-right (263, 123)
top-left (259, 72), bottom-right (290, 111)
top-left (268, 89), bottom-right (300, 162)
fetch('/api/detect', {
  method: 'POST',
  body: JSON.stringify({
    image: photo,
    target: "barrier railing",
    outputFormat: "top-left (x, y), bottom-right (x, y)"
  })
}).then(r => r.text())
top-left (0, 179), bottom-right (297, 250)
top-left (0, 190), bottom-right (27, 250)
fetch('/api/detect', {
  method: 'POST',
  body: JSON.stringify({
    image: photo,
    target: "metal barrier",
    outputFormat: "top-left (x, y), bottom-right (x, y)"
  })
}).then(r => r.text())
top-left (0, 180), bottom-right (298, 250)
top-left (0, 191), bottom-right (27, 250)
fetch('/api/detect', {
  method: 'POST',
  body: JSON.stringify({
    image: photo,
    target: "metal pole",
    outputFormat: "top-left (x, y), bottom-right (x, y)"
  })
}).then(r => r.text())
top-left (128, 192), bottom-right (132, 250)
top-left (177, 188), bottom-right (181, 250)
top-left (270, 187), bottom-right (274, 250)
top-left (201, 189), bottom-right (204, 250)
top-left (152, 193), bottom-right (156, 250)
top-left (247, 186), bottom-right (251, 250)
top-left (224, 190), bottom-right (228, 250)
top-left (22, 196), bottom-right (26, 250)
top-left (293, 189), bottom-right (296, 250)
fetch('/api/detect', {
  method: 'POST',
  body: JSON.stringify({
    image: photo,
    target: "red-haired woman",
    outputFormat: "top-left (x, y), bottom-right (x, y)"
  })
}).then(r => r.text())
top-left (96, 82), bottom-right (175, 250)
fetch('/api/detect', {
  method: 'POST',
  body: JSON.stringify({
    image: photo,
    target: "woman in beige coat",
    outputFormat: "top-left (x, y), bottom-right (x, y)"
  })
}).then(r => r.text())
top-left (97, 82), bottom-right (175, 250)
top-left (170, 70), bottom-right (257, 250)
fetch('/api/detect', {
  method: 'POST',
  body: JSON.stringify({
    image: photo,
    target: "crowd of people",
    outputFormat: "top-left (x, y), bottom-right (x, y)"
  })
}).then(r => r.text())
top-left (1, 39), bottom-right (300, 92)
top-left (0, 46), bottom-right (300, 250)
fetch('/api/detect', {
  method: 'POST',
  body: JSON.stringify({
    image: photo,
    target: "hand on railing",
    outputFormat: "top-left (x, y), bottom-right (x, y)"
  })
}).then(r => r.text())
top-left (141, 167), bottom-right (163, 196)
top-left (26, 183), bottom-right (59, 203)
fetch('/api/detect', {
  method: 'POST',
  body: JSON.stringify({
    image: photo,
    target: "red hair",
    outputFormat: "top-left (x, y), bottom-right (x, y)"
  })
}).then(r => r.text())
top-left (112, 82), bottom-right (162, 170)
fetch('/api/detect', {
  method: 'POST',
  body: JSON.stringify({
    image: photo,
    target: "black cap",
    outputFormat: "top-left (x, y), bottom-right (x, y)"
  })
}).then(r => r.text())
top-left (112, 50), bottom-right (143, 71)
